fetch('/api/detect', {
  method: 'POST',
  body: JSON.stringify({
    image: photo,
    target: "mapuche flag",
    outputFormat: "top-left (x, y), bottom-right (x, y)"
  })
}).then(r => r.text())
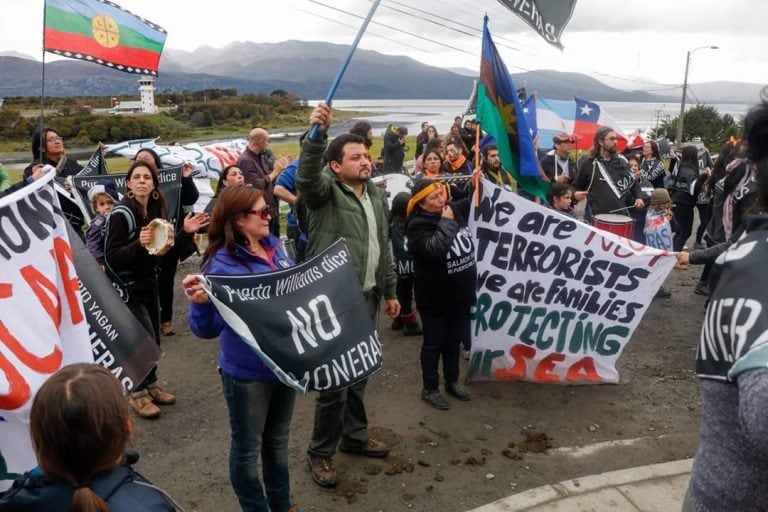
top-left (476, 16), bottom-right (548, 201)
top-left (44, 0), bottom-right (167, 75)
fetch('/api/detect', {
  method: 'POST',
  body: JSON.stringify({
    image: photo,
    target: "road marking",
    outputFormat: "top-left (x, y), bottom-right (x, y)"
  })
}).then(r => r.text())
top-left (548, 435), bottom-right (671, 458)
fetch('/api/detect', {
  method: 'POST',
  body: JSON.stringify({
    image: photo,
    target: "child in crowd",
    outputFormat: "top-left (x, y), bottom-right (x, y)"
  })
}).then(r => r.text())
top-left (0, 363), bottom-right (180, 510)
top-left (85, 179), bottom-right (119, 269)
top-left (389, 191), bottom-right (422, 336)
top-left (547, 182), bottom-right (576, 218)
top-left (645, 188), bottom-right (675, 298)
top-left (628, 155), bottom-right (654, 244)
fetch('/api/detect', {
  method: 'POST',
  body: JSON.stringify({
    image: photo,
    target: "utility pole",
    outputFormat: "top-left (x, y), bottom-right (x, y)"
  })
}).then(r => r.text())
top-left (676, 46), bottom-right (718, 144)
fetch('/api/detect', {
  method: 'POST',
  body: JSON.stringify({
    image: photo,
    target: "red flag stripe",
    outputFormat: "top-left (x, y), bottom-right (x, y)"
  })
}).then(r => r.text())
top-left (44, 28), bottom-right (160, 71)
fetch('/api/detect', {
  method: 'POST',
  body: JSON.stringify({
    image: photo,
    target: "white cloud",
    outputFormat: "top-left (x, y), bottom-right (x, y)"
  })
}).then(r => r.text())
top-left (0, 0), bottom-right (765, 88)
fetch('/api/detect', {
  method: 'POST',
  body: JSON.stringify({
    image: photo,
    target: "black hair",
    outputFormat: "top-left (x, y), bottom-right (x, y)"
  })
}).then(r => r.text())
top-left (349, 121), bottom-right (373, 148)
top-left (680, 145), bottom-right (699, 168)
top-left (744, 98), bottom-right (768, 209)
top-left (135, 147), bottom-right (163, 169)
top-left (389, 191), bottom-right (411, 223)
top-left (325, 133), bottom-right (366, 166)
top-left (31, 127), bottom-right (61, 161)
top-left (547, 182), bottom-right (572, 205)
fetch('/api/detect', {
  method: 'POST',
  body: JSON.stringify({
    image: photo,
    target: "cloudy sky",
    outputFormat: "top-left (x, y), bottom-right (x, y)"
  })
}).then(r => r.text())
top-left (1, 0), bottom-right (766, 93)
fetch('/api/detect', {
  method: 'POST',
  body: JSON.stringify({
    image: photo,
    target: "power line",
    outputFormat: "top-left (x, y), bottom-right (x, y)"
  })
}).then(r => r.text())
top-left (303, 0), bottom-right (683, 93)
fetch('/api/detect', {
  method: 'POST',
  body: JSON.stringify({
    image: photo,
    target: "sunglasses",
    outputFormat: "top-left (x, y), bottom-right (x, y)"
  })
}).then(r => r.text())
top-left (245, 206), bottom-right (274, 220)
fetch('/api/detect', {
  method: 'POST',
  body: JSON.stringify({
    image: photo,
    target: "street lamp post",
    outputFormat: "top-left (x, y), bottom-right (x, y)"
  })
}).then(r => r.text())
top-left (675, 45), bottom-right (718, 144)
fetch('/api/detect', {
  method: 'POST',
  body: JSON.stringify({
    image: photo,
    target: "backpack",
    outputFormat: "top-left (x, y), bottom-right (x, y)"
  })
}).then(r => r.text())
top-left (102, 205), bottom-right (137, 303)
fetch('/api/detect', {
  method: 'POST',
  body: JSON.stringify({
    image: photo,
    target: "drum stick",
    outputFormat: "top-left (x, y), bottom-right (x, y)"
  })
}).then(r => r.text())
top-left (609, 205), bottom-right (635, 214)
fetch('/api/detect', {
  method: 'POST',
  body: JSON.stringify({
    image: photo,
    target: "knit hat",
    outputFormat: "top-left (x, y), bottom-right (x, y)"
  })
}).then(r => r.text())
top-left (650, 188), bottom-right (671, 206)
top-left (87, 178), bottom-right (120, 203)
top-left (407, 178), bottom-right (445, 216)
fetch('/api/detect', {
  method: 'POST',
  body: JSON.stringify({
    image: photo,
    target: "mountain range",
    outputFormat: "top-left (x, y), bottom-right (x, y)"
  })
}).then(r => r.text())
top-left (0, 41), bottom-right (761, 104)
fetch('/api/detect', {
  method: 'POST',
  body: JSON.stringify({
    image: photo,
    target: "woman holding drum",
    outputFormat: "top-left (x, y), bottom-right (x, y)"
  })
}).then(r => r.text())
top-left (104, 161), bottom-right (209, 419)
top-left (573, 126), bottom-right (645, 238)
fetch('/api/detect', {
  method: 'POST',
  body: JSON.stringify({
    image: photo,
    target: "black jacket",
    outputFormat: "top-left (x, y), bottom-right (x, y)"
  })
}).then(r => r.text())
top-left (406, 198), bottom-right (476, 315)
top-left (0, 465), bottom-right (177, 511)
top-left (381, 130), bottom-right (406, 174)
top-left (573, 153), bottom-right (641, 216)
top-left (670, 162), bottom-right (698, 207)
top-left (540, 152), bottom-right (576, 182)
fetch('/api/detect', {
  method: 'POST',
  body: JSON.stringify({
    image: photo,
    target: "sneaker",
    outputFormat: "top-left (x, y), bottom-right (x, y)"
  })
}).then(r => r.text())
top-left (129, 390), bottom-right (161, 419)
top-left (390, 317), bottom-right (403, 331)
top-left (160, 321), bottom-right (176, 336)
top-left (147, 383), bottom-right (176, 405)
top-left (307, 456), bottom-right (337, 488)
top-left (655, 287), bottom-right (672, 299)
top-left (338, 438), bottom-right (389, 458)
top-left (445, 382), bottom-right (472, 401)
top-left (693, 241), bottom-right (705, 250)
top-left (421, 389), bottom-right (450, 410)
top-left (694, 281), bottom-right (709, 296)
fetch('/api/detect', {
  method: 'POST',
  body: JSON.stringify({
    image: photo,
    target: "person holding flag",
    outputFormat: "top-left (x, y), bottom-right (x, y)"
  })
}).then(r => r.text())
top-left (297, 103), bottom-right (399, 489)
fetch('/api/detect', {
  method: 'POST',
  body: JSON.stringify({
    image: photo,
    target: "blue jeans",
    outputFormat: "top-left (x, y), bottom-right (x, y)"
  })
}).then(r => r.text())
top-left (221, 372), bottom-right (297, 512)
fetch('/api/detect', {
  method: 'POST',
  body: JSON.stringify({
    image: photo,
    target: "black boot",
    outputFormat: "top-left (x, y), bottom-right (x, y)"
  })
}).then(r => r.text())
top-left (445, 382), bottom-right (471, 401)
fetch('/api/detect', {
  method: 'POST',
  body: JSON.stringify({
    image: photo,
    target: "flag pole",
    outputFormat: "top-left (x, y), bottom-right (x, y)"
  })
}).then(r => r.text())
top-left (38, 0), bottom-right (48, 163)
top-left (308, 0), bottom-right (382, 141)
top-left (473, 122), bottom-right (481, 207)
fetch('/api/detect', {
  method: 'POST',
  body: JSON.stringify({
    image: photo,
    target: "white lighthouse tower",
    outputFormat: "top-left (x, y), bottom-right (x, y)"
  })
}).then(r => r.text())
top-left (138, 76), bottom-right (157, 114)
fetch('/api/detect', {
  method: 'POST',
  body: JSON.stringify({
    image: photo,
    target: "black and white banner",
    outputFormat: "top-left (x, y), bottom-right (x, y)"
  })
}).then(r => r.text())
top-left (72, 166), bottom-right (183, 225)
top-left (199, 240), bottom-right (381, 393)
top-left (68, 225), bottom-right (160, 392)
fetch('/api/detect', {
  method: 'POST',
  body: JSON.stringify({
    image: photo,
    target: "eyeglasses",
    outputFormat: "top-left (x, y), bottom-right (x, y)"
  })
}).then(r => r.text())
top-left (245, 206), bottom-right (274, 220)
top-left (47, 136), bottom-right (63, 142)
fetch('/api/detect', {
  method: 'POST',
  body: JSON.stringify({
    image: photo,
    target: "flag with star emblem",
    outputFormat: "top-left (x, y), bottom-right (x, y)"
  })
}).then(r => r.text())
top-left (476, 16), bottom-right (548, 200)
top-left (44, 0), bottom-right (167, 75)
top-left (534, 96), bottom-right (628, 151)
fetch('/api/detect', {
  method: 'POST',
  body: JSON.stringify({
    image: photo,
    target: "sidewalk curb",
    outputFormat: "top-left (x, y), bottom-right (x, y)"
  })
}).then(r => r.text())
top-left (467, 458), bottom-right (694, 511)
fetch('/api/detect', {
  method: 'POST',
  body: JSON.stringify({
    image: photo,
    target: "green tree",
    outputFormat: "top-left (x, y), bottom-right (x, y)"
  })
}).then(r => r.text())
top-left (657, 104), bottom-right (742, 151)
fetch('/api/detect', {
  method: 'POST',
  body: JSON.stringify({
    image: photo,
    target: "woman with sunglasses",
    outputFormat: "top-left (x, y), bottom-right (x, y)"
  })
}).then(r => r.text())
top-left (182, 185), bottom-right (297, 512)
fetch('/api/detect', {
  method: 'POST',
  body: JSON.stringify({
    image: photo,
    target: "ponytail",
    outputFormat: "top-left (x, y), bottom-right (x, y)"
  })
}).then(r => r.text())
top-left (70, 486), bottom-right (110, 512)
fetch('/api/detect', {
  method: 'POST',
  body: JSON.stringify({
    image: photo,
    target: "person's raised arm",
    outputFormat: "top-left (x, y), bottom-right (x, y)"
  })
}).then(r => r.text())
top-left (296, 103), bottom-right (333, 209)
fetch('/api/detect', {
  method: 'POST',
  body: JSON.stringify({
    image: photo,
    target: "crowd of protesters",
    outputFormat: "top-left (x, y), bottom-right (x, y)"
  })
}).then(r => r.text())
top-left (3, 95), bottom-right (768, 512)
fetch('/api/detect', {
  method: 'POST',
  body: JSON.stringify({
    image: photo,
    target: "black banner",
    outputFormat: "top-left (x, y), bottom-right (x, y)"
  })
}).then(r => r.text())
top-left (68, 224), bottom-right (160, 392)
top-left (77, 148), bottom-right (109, 177)
top-left (496, 0), bottom-right (577, 49)
top-left (72, 166), bottom-right (183, 225)
top-left (202, 240), bottom-right (381, 393)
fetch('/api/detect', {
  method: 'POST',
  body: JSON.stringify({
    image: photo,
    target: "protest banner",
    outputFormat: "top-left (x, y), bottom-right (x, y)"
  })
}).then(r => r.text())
top-left (198, 239), bottom-right (381, 393)
top-left (468, 181), bottom-right (676, 385)
top-left (0, 175), bottom-right (92, 488)
top-left (105, 138), bottom-right (248, 211)
top-left (68, 224), bottom-right (160, 392)
top-left (72, 165), bottom-right (183, 225)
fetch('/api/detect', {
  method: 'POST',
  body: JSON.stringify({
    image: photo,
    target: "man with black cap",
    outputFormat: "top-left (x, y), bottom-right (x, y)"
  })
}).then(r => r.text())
top-left (540, 133), bottom-right (577, 183)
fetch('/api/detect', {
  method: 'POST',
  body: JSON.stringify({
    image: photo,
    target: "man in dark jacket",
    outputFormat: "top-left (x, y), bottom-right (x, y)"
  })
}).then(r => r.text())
top-left (381, 125), bottom-right (408, 174)
top-left (297, 103), bottom-right (400, 489)
top-left (237, 127), bottom-right (283, 235)
top-left (573, 126), bottom-right (645, 220)
top-left (540, 133), bottom-right (577, 183)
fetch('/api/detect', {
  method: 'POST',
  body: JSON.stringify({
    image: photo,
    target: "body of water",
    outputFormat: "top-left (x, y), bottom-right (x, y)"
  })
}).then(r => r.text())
top-left (316, 99), bottom-right (753, 138)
